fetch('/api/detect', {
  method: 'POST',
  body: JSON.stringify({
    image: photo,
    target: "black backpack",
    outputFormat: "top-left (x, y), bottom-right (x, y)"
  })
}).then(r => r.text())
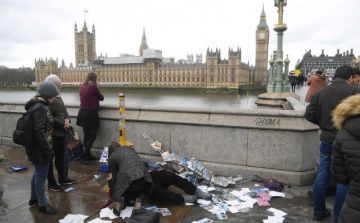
top-left (13, 106), bottom-right (35, 146)
top-left (124, 208), bottom-right (160, 223)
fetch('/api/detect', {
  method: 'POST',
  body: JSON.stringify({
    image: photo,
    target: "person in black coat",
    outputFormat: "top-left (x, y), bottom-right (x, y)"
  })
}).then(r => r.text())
top-left (305, 66), bottom-right (360, 222)
top-left (332, 94), bottom-right (360, 223)
top-left (26, 82), bottom-right (61, 214)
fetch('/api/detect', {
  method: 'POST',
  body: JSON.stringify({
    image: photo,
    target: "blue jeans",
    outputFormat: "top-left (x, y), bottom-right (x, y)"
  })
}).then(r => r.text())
top-left (313, 141), bottom-right (349, 223)
top-left (30, 162), bottom-right (50, 206)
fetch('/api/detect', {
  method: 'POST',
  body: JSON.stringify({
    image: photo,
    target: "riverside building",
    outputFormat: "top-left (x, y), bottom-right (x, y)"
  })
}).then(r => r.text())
top-left (35, 6), bottom-right (269, 88)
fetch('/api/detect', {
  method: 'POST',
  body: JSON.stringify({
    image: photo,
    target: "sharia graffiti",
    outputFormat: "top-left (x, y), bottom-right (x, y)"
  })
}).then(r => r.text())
top-left (254, 117), bottom-right (280, 127)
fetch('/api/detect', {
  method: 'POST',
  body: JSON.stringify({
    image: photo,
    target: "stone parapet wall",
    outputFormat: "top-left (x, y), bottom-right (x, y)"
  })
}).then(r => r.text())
top-left (0, 100), bottom-right (319, 186)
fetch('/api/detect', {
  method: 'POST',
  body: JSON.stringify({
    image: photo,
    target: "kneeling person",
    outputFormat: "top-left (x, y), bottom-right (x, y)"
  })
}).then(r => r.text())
top-left (107, 142), bottom-right (212, 215)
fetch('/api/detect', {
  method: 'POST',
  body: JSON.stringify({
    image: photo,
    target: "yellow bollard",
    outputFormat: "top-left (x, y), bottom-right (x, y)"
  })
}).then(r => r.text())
top-left (118, 91), bottom-right (133, 147)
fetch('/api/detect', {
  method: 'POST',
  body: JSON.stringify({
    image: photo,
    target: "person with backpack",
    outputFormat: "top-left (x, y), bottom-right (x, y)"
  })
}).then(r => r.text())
top-left (76, 72), bottom-right (104, 165)
top-left (26, 81), bottom-right (60, 214)
top-left (44, 74), bottom-right (77, 192)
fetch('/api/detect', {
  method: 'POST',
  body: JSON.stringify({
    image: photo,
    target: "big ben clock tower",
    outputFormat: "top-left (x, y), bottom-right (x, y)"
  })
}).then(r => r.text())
top-left (255, 5), bottom-right (269, 86)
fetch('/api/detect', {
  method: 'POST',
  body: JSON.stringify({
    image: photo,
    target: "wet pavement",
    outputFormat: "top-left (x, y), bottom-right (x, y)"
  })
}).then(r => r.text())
top-left (0, 142), bottom-right (336, 223)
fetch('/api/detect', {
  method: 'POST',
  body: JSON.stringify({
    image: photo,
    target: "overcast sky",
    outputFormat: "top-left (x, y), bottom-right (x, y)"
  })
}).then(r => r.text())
top-left (0, 0), bottom-right (359, 70)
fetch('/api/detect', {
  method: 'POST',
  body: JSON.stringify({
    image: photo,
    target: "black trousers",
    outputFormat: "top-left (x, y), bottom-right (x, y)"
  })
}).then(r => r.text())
top-left (47, 135), bottom-right (68, 185)
top-left (149, 170), bottom-right (197, 205)
top-left (291, 83), bottom-right (296, 93)
top-left (83, 127), bottom-right (98, 160)
top-left (122, 178), bottom-right (146, 205)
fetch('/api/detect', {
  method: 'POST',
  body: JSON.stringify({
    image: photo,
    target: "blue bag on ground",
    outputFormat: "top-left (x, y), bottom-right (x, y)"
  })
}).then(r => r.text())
top-left (68, 142), bottom-right (83, 162)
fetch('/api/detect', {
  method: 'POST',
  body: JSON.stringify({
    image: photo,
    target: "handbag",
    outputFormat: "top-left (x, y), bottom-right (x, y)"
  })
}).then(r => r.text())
top-left (124, 208), bottom-right (160, 223)
top-left (68, 126), bottom-right (79, 141)
top-left (263, 179), bottom-right (284, 192)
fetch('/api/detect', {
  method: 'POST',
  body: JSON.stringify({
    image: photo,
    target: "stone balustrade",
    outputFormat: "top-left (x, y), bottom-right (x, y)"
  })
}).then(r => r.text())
top-left (0, 99), bottom-right (319, 186)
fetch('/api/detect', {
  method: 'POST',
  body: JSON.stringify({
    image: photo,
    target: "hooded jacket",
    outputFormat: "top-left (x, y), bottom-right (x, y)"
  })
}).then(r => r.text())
top-left (305, 74), bottom-right (327, 103)
top-left (24, 96), bottom-right (55, 163)
top-left (332, 94), bottom-right (360, 223)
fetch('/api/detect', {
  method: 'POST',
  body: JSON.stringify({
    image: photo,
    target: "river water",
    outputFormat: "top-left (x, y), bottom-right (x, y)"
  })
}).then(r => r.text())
top-left (0, 90), bottom-right (258, 109)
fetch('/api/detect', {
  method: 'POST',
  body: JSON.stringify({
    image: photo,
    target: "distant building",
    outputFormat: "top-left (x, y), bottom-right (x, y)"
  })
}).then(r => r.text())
top-left (35, 6), bottom-right (270, 88)
top-left (296, 49), bottom-right (356, 73)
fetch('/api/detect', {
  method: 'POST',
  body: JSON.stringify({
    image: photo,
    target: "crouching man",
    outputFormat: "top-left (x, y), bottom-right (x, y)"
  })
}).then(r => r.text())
top-left (107, 141), bottom-right (212, 216)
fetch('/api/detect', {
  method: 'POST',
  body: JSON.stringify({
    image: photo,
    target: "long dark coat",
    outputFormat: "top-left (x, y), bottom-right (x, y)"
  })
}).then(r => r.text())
top-left (108, 146), bottom-right (153, 202)
top-left (332, 94), bottom-right (360, 223)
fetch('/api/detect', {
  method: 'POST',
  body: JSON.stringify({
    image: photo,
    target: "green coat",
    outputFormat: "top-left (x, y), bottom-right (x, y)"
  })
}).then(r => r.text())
top-left (48, 96), bottom-right (69, 137)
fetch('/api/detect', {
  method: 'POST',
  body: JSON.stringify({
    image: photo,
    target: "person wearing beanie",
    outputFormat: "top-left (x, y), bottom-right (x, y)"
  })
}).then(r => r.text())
top-left (76, 72), bottom-right (104, 165)
top-left (44, 74), bottom-right (77, 192)
top-left (25, 81), bottom-right (60, 214)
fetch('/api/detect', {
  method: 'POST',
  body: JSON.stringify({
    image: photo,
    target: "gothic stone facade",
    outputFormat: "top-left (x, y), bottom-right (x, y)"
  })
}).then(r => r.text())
top-left (296, 49), bottom-right (356, 73)
top-left (35, 7), bottom-right (268, 88)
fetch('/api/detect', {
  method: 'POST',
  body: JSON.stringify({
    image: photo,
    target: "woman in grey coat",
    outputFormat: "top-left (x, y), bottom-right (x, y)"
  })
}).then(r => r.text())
top-left (107, 142), bottom-right (154, 207)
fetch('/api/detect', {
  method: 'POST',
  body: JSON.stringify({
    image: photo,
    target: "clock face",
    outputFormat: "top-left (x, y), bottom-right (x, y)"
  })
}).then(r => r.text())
top-left (259, 33), bottom-right (265, 39)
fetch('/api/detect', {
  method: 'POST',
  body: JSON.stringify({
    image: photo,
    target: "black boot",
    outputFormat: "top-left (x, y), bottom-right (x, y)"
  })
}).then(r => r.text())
top-left (38, 204), bottom-right (57, 214)
top-left (113, 197), bottom-right (125, 216)
top-left (28, 199), bottom-right (38, 207)
top-left (81, 159), bottom-right (93, 165)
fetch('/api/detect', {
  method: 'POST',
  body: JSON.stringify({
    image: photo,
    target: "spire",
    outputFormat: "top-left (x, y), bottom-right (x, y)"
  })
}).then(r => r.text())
top-left (261, 3), bottom-right (266, 17)
top-left (92, 23), bottom-right (95, 33)
top-left (257, 4), bottom-right (268, 29)
top-left (74, 22), bottom-right (77, 32)
top-left (142, 27), bottom-right (147, 44)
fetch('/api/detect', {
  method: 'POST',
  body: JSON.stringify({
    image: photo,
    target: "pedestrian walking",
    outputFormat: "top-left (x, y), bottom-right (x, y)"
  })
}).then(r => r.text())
top-left (26, 82), bottom-right (59, 214)
top-left (44, 74), bottom-right (77, 192)
top-left (305, 66), bottom-right (360, 222)
top-left (76, 72), bottom-right (104, 165)
top-left (332, 94), bottom-right (360, 223)
top-left (305, 71), bottom-right (327, 103)
top-left (289, 72), bottom-right (296, 93)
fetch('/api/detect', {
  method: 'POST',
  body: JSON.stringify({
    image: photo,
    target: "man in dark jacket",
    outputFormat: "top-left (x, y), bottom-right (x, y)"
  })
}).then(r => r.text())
top-left (305, 66), bottom-right (360, 222)
top-left (331, 94), bottom-right (360, 223)
top-left (26, 82), bottom-right (60, 214)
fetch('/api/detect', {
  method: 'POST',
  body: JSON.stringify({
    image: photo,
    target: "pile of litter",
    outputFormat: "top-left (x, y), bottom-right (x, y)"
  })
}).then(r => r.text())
top-left (142, 133), bottom-right (243, 187)
top-left (192, 185), bottom-right (286, 222)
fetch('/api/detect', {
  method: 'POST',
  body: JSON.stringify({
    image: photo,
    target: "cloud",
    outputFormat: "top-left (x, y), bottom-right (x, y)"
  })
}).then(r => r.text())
top-left (0, 0), bottom-right (359, 70)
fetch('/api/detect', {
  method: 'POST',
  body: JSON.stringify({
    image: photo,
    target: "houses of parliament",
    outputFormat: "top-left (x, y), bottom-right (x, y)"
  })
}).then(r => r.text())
top-left (35, 6), bottom-right (269, 87)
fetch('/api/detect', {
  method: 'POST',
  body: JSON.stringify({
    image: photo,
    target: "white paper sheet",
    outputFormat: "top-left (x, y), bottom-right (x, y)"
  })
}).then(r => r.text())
top-left (268, 208), bottom-right (287, 217)
top-left (197, 199), bottom-right (212, 205)
top-left (269, 191), bottom-right (285, 198)
top-left (119, 207), bottom-right (133, 219)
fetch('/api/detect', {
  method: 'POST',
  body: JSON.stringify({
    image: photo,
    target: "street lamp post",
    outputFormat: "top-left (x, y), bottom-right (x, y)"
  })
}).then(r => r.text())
top-left (269, 0), bottom-right (289, 93)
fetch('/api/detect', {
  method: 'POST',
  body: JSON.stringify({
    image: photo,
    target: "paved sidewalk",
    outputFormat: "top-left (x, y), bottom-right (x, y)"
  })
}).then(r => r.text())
top-left (0, 145), bottom-right (335, 223)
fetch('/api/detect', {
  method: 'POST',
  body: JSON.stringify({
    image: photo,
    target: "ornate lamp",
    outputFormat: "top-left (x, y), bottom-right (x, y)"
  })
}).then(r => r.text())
top-left (274, 0), bottom-right (287, 6)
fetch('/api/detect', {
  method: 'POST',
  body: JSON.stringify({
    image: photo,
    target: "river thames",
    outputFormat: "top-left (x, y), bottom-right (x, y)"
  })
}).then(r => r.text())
top-left (0, 90), bottom-right (260, 109)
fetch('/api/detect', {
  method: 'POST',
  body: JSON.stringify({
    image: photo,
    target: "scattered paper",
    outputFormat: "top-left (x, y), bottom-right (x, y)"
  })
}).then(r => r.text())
top-left (269, 191), bottom-right (285, 198)
top-left (197, 199), bottom-right (212, 205)
top-left (207, 186), bottom-right (216, 192)
top-left (119, 207), bottom-right (134, 219)
top-left (268, 208), bottom-right (287, 217)
top-left (88, 218), bottom-right (112, 223)
top-left (192, 218), bottom-right (213, 223)
top-left (59, 214), bottom-right (88, 223)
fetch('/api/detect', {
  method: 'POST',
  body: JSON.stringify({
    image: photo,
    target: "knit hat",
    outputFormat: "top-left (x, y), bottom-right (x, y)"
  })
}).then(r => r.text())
top-left (37, 82), bottom-right (59, 99)
top-left (45, 74), bottom-right (62, 90)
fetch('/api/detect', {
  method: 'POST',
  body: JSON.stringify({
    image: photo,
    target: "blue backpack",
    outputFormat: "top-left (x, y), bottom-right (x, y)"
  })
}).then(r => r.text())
top-left (68, 142), bottom-right (83, 162)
